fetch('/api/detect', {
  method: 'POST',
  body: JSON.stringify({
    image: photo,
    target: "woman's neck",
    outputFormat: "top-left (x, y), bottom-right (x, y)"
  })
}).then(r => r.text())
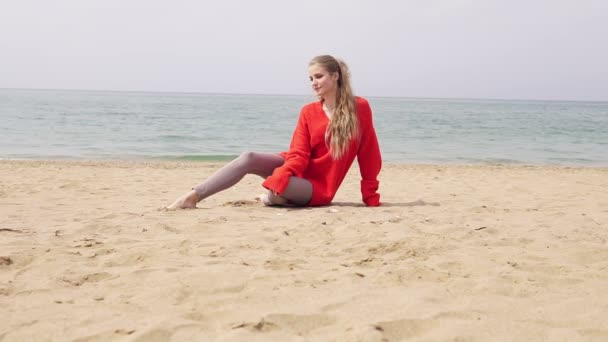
top-left (322, 94), bottom-right (337, 111)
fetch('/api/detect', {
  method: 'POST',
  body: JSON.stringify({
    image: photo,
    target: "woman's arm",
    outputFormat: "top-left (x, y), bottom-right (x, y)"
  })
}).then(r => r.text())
top-left (262, 108), bottom-right (311, 195)
top-left (357, 99), bottom-right (382, 206)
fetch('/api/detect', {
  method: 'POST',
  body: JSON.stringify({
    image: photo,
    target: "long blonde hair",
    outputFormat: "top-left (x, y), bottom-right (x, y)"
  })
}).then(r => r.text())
top-left (309, 55), bottom-right (359, 159)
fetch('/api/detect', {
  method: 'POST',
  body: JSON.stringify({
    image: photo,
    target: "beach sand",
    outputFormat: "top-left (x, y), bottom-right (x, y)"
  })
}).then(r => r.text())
top-left (1, 160), bottom-right (607, 341)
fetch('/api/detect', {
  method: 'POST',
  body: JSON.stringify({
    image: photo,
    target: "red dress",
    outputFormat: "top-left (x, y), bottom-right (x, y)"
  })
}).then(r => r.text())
top-left (262, 97), bottom-right (382, 206)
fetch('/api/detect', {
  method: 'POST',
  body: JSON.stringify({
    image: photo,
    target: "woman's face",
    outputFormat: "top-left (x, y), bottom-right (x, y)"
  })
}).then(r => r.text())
top-left (308, 64), bottom-right (339, 99)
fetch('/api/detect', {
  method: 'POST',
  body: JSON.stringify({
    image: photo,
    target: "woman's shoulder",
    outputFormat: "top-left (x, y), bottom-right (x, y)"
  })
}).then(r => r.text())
top-left (301, 100), bottom-right (322, 112)
top-left (355, 96), bottom-right (369, 106)
top-left (355, 96), bottom-right (373, 120)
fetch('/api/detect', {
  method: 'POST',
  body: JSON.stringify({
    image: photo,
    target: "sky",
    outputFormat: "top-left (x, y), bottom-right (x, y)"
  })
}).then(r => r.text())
top-left (1, 0), bottom-right (607, 101)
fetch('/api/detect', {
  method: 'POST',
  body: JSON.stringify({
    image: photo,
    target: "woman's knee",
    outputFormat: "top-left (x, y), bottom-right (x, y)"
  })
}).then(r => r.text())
top-left (235, 151), bottom-right (265, 172)
top-left (237, 151), bottom-right (258, 166)
top-left (235, 151), bottom-right (284, 176)
top-left (283, 177), bottom-right (313, 206)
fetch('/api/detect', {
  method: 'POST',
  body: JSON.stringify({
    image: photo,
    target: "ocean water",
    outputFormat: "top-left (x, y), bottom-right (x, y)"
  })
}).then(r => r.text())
top-left (1, 88), bottom-right (606, 166)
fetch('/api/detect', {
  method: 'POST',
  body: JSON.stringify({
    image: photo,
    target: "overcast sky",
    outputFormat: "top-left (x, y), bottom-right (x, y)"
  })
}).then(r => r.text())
top-left (1, 0), bottom-right (606, 101)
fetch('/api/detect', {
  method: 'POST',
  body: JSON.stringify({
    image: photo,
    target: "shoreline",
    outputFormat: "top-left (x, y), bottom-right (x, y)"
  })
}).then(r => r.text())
top-left (2, 158), bottom-right (608, 170)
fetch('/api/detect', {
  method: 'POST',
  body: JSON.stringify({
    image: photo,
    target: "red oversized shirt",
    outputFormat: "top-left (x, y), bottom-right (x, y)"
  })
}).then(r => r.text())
top-left (262, 97), bottom-right (382, 206)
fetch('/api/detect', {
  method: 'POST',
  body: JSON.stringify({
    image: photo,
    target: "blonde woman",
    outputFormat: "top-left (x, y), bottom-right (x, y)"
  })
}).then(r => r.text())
top-left (167, 55), bottom-right (381, 209)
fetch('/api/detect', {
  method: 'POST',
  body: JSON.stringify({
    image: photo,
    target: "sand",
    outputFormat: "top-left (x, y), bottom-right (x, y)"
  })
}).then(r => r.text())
top-left (1, 160), bottom-right (607, 341)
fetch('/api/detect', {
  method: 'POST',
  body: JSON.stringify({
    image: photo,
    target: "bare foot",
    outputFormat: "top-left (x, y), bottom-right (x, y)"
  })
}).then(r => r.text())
top-left (165, 190), bottom-right (199, 210)
top-left (258, 190), bottom-right (288, 206)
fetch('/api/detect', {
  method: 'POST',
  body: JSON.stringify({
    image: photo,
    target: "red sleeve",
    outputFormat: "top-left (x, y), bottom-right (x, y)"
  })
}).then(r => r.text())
top-left (262, 108), bottom-right (311, 195)
top-left (357, 100), bottom-right (382, 206)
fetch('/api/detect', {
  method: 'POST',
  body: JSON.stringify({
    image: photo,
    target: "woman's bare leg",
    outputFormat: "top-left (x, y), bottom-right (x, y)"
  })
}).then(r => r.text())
top-left (166, 152), bottom-right (285, 209)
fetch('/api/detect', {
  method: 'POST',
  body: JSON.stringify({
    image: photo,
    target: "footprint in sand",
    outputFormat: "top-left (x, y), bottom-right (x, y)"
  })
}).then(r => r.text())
top-left (71, 237), bottom-right (103, 248)
top-left (61, 272), bottom-right (115, 287)
top-left (0, 256), bottom-right (13, 266)
top-left (366, 242), bottom-right (422, 261)
top-left (0, 254), bottom-right (34, 268)
top-left (0, 285), bottom-right (14, 296)
top-left (222, 200), bottom-right (259, 207)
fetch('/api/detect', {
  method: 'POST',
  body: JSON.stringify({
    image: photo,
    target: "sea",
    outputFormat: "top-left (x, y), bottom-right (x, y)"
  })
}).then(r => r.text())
top-left (1, 88), bottom-right (606, 166)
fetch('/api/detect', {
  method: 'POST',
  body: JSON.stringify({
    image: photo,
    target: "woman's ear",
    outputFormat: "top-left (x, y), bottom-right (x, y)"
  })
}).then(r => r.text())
top-left (332, 72), bottom-right (340, 82)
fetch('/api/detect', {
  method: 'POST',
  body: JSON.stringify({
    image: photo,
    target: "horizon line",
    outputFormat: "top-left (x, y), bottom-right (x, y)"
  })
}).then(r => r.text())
top-left (1, 86), bottom-right (606, 104)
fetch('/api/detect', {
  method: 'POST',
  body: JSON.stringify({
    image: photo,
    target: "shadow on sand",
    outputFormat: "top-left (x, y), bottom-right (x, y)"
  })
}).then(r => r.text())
top-left (281, 199), bottom-right (441, 210)
top-left (331, 199), bottom-right (440, 208)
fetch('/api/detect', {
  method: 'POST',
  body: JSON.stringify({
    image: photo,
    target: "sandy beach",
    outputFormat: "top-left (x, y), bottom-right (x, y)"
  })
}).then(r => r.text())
top-left (1, 160), bottom-right (607, 341)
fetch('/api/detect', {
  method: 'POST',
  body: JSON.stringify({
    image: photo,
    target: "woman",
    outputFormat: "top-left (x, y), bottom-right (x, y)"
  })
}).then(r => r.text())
top-left (166, 55), bottom-right (381, 209)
